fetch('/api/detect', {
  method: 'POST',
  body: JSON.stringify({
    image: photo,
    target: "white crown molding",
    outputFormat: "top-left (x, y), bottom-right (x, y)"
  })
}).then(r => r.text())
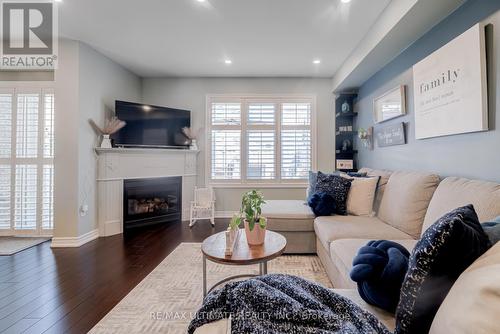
top-left (51, 229), bottom-right (99, 248)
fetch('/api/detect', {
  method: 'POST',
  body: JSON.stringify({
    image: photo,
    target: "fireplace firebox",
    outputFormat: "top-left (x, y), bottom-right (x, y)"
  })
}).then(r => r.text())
top-left (123, 176), bottom-right (182, 230)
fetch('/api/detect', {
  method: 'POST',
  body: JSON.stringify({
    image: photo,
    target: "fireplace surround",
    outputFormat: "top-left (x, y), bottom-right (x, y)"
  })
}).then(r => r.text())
top-left (96, 147), bottom-right (198, 236)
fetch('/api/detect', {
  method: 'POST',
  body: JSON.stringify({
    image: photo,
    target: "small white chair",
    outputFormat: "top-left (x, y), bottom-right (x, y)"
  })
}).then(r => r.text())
top-left (189, 187), bottom-right (215, 227)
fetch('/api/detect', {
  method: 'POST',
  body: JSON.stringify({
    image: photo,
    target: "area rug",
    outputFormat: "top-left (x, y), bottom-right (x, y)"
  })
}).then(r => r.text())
top-left (90, 242), bottom-right (332, 334)
top-left (0, 237), bottom-right (51, 255)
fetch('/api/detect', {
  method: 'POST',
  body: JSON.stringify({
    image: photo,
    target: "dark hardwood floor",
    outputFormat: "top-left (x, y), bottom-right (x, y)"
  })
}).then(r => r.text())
top-left (0, 219), bottom-right (228, 334)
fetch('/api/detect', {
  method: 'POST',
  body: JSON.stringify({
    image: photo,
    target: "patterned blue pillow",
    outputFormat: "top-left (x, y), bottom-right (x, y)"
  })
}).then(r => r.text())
top-left (306, 171), bottom-right (340, 202)
top-left (395, 205), bottom-right (491, 334)
top-left (314, 171), bottom-right (352, 215)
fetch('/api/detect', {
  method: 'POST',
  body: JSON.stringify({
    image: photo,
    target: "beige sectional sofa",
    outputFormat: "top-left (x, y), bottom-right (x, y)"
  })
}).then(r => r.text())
top-left (195, 168), bottom-right (500, 333)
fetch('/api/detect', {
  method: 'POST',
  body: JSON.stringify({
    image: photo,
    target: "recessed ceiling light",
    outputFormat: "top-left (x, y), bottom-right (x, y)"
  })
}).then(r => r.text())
top-left (313, 59), bottom-right (321, 64)
top-left (224, 59), bottom-right (232, 65)
top-left (54, 0), bottom-right (62, 2)
top-left (196, 0), bottom-right (206, 2)
top-left (341, 0), bottom-right (351, 3)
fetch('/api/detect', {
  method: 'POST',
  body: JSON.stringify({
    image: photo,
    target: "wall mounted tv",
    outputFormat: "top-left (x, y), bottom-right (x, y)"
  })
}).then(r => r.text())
top-left (112, 100), bottom-right (191, 149)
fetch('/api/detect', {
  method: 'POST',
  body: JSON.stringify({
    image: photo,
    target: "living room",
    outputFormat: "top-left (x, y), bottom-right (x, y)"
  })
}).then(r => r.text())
top-left (0, 0), bottom-right (500, 333)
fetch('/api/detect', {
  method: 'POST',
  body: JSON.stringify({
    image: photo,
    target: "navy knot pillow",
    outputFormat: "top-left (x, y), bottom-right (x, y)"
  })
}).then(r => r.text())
top-left (350, 240), bottom-right (410, 312)
top-left (307, 192), bottom-right (335, 217)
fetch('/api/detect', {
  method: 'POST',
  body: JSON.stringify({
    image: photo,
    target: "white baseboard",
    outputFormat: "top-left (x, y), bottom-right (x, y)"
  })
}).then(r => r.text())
top-left (215, 211), bottom-right (236, 218)
top-left (51, 229), bottom-right (99, 248)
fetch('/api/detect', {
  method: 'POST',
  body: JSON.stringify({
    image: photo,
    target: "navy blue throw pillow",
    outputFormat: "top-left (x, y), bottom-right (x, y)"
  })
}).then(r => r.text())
top-left (314, 171), bottom-right (352, 215)
top-left (346, 171), bottom-right (368, 178)
top-left (350, 240), bottom-right (410, 312)
top-left (307, 192), bottom-right (335, 217)
top-left (395, 205), bottom-right (491, 334)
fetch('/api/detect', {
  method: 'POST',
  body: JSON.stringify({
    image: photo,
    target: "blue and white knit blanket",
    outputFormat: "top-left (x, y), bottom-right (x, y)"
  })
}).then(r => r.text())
top-left (188, 274), bottom-right (391, 334)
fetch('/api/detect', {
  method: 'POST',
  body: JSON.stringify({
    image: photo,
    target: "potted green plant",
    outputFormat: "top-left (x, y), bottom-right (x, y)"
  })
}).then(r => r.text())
top-left (230, 190), bottom-right (267, 245)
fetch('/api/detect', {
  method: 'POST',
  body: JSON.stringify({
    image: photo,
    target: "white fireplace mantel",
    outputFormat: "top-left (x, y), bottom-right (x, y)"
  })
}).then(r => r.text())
top-left (95, 147), bottom-right (199, 236)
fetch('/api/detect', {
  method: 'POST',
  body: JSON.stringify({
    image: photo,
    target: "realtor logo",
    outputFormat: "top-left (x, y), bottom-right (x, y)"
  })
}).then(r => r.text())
top-left (0, 0), bottom-right (58, 69)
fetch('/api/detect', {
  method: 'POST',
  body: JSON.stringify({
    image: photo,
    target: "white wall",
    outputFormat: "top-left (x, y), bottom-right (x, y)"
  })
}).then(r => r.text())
top-left (142, 78), bottom-right (334, 213)
top-left (77, 43), bottom-right (142, 236)
top-left (54, 39), bottom-right (141, 238)
top-left (54, 39), bottom-right (80, 238)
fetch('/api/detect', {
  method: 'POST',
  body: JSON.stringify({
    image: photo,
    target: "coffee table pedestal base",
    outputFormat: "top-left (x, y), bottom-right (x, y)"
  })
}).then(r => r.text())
top-left (203, 255), bottom-right (268, 297)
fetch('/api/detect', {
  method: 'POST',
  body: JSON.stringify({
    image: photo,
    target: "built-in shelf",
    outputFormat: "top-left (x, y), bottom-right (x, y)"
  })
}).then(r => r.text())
top-left (94, 147), bottom-right (199, 154)
top-left (335, 112), bottom-right (357, 118)
top-left (335, 93), bottom-right (358, 172)
top-left (335, 131), bottom-right (357, 136)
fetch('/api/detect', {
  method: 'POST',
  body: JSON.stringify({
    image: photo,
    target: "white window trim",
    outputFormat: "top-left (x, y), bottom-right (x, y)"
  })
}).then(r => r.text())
top-left (0, 81), bottom-right (55, 236)
top-left (206, 94), bottom-right (317, 188)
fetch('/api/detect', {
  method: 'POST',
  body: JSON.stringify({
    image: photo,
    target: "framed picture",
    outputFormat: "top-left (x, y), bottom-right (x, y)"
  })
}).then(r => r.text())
top-left (336, 159), bottom-right (353, 170)
top-left (373, 85), bottom-right (406, 123)
top-left (413, 23), bottom-right (488, 139)
top-left (375, 122), bottom-right (406, 147)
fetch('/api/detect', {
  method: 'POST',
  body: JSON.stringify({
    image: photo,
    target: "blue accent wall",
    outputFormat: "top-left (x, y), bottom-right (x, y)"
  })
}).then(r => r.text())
top-left (355, 0), bottom-right (500, 182)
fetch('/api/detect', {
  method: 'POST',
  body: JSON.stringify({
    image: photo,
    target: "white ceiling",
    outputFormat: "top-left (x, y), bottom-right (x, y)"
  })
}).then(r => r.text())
top-left (59, 0), bottom-right (391, 78)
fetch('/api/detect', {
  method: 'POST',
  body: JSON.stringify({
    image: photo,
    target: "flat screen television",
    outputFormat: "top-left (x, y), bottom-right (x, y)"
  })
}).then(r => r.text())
top-left (112, 100), bottom-right (191, 148)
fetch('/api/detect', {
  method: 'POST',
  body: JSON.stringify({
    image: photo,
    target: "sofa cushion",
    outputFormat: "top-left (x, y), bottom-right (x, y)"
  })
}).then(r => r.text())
top-left (193, 318), bottom-right (230, 334)
top-left (314, 215), bottom-right (413, 253)
top-left (422, 177), bottom-right (500, 236)
top-left (335, 289), bottom-right (396, 332)
top-left (262, 200), bottom-right (315, 232)
top-left (377, 171), bottom-right (440, 239)
top-left (329, 239), bottom-right (417, 292)
top-left (358, 168), bottom-right (392, 213)
top-left (430, 241), bottom-right (500, 334)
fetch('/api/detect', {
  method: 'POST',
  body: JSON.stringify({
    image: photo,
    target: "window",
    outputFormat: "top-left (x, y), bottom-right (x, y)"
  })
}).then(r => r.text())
top-left (0, 87), bottom-right (54, 235)
top-left (207, 95), bottom-right (316, 185)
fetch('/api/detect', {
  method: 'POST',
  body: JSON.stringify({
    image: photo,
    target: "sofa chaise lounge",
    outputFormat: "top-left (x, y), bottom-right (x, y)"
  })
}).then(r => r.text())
top-left (195, 168), bottom-right (500, 333)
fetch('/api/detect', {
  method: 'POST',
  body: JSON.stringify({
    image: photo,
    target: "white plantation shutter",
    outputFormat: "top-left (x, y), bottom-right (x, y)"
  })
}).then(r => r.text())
top-left (43, 93), bottom-right (55, 158)
top-left (208, 97), bottom-right (314, 184)
top-left (211, 130), bottom-right (241, 180)
top-left (0, 94), bottom-right (12, 158)
top-left (212, 103), bottom-right (241, 125)
top-left (0, 165), bottom-right (10, 229)
top-left (282, 103), bottom-right (311, 126)
top-left (15, 164), bottom-right (37, 230)
top-left (42, 165), bottom-right (54, 229)
top-left (248, 103), bottom-right (275, 125)
top-left (247, 131), bottom-right (275, 179)
top-left (0, 87), bottom-right (54, 235)
top-left (281, 102), bottom-right (312, 180)
top-left (281, 130), bottom-right (311, 179)
top-left (16, 94), bottom-right (39, 158)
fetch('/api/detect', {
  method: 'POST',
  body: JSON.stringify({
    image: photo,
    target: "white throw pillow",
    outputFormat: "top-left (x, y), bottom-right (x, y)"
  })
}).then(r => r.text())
top-left (341, 174), bottom-right (379, 216)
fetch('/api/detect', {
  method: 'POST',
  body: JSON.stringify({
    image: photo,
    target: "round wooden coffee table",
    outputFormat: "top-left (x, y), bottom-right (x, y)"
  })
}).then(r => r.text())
top-left (201, 230), bottom-right (286, 297)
